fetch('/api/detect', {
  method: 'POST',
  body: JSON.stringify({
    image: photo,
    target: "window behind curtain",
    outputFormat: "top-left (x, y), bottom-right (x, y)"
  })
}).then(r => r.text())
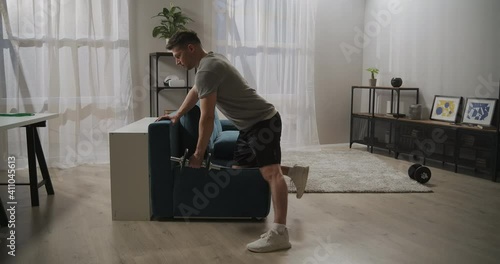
top-left (213, 0), bottom-right (319, 147)
top-left (0, 0), bottom-right (132, 169)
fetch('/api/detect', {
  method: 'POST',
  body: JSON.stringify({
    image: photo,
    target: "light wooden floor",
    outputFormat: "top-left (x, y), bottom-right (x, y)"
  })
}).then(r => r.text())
top-left (1, 147), bottom-right (500, 264)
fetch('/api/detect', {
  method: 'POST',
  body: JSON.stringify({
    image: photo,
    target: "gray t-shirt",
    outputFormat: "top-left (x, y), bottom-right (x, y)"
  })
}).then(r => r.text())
top-left (195, 52), bottom-right (277, 130)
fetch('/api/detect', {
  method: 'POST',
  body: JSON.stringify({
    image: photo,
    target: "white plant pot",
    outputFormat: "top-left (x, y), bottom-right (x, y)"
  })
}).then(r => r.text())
top-left (165, 38), bottom-right (170, 51)
top-left (369, 79), bottom-right (377, 86)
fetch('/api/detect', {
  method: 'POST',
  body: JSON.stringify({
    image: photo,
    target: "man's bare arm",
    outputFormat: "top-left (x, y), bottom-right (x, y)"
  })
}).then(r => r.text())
top-left (156, 85), bottom-right (200, 122)
top-left (189, 91), bottom-right (217, 167)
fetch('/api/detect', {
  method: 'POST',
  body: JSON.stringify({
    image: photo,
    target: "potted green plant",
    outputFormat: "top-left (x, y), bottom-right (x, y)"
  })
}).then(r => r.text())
top-left (366, 67), bottom-right (379, 86)
top-left (152, 4), bottom-right (193, 45)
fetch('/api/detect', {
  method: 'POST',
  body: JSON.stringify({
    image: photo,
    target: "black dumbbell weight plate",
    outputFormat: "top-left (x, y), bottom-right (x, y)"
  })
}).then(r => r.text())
top-left (408, 164), bottom-right (422, 179)
top-left (414, 166), bottom-right (431, 183)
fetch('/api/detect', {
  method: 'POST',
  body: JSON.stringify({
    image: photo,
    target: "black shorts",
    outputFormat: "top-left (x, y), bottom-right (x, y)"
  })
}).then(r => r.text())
top-left (233, 112), bottom-right (282, 168)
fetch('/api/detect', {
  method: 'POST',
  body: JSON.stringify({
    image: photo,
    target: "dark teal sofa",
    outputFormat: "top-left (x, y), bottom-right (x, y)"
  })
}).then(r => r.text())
top-left (148, 104), bottom-right (271, 219)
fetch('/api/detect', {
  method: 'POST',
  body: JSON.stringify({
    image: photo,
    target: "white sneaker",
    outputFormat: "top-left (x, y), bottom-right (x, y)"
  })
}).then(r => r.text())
top-left (288, 165), bottom-right (309, 199)
top-left (247, 229), bottom-right (292, 253)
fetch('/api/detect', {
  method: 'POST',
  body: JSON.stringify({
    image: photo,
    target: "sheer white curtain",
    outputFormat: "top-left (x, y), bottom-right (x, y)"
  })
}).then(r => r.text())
top-left (212, 0), bottom-right (319, 148)
top-left (0, 0), bottom-right (133, 169)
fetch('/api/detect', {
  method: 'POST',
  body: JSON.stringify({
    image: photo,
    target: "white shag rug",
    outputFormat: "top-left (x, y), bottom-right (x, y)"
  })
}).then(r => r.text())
top-left (282, 147), bottom-right (432, 193)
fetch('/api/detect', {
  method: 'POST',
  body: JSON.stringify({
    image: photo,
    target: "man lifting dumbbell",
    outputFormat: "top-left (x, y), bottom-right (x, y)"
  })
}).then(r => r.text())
top-left (171, 148), bottom-right (224, 172)
top-left (156, 30), bottom-right (309, 253)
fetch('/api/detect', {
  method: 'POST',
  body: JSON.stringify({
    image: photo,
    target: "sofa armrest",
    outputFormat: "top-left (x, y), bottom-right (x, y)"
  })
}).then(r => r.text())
top-left (148, 120), bottom-right (179, 218)
top-left (220, 119), bottom-right (238, 131)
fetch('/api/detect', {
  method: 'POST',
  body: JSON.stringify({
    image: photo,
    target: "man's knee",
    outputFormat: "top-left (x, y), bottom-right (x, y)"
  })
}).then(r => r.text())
top-left (259, 164), bottom-right (283, 182)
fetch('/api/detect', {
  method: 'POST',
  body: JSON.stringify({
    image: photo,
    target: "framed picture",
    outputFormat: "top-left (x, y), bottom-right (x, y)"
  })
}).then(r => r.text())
top-left (430, 95), bottom-right (462, 123)
top-left (462, 97), bottom-right (497, 126)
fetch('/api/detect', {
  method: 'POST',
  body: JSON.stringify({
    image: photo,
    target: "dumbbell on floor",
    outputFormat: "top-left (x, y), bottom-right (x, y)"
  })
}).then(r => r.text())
top-left (170, 148), bottom-right (224, 173)
top-left (408, 163), bottom-right (431, 184)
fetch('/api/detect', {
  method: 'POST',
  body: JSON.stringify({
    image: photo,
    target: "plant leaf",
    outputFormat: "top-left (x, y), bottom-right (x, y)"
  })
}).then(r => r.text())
top-left (151, 5), bottom-right (193, 39)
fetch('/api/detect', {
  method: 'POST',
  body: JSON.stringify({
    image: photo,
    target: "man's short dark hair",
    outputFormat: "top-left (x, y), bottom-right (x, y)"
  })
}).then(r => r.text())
top-left (166, 30), bottom-right (201, 50)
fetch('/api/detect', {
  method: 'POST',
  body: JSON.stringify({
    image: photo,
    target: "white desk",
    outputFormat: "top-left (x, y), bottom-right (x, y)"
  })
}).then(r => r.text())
top-left (0, 113), bottom-right (58, 226)
top-left (0, 113), bottom-right (58, 130)
top-left (109, 117), bottom-right (157, 220)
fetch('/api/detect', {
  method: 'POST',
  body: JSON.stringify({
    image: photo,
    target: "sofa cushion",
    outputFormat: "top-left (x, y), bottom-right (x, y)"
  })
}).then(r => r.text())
top-left (213, 130), bottom-right (239, 160)
top-left (220, 119), bottom-right (238, 131)
top-left (179, 103), bottom-right (225, 156)
top-left (209, 110), bottom-right (223, 153)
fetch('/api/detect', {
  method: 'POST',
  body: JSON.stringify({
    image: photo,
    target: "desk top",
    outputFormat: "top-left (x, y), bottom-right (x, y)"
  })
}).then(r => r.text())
top-left (110, 117), bottom-right (157, 134)
top-left (0, 113), bottom-right (59, 130)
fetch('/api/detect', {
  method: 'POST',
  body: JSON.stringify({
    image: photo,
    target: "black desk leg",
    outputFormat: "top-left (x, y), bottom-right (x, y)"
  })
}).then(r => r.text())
top-left (22, 123), bottom-right (55, 207)
top-left (34, 128), bottom-right (55, 195)
top-left (26, 126), bottom-right (39, 206)
top-left (0, 198), bottom-right (8, 227)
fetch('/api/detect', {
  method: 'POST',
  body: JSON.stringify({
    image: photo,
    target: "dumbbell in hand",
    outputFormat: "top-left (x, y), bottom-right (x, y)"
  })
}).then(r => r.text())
top-left (170, 149), bottom-right (224, 172)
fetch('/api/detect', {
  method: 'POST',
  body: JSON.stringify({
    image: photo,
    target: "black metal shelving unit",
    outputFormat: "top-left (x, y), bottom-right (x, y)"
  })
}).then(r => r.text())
top-left (349, 85), bottom-right (419, 154)
top-left (149, 52), bottom-right (192, 117)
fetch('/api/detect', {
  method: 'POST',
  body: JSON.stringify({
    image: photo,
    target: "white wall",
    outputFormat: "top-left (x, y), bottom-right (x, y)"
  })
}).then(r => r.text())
top-left (315, 0), bottom-right (366, 144)
top-left (362, 0), bottom-right (500, 118)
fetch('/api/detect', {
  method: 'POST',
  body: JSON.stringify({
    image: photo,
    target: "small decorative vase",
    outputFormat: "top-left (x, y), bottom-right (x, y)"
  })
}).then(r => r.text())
top-left (409, 104), bottom-right (422, 120)
top-left (369, 79), bottom-right (377, 86)
top-left (391, 77), bottom-right (403, 87)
